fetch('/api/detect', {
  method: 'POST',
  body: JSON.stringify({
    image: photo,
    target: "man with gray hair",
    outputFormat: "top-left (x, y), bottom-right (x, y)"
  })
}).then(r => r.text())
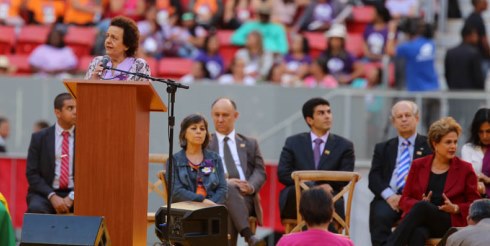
top-left (368, 100), bottom-right (432, 245)
top-left (446, 199), bottom-right (490, 246)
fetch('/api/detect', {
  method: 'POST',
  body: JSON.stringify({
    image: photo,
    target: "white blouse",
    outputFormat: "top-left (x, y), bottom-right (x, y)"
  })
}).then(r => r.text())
top-left (461, 143), bottom-right (484, 175)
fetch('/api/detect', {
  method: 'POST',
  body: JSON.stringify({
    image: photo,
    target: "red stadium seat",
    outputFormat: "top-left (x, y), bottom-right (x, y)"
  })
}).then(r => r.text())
top-left (16, 25), bottom-right (50, 55)
top-left (157, 58), bottom-right (193, 79)
top-left (146, 57), bottom-right (158, 76)
top-left (6, 54), bottom-right (32, 75)
top-left (65, 26), bottom-right (98, 57)
top-left (217, 30), bottom-right (240, 70)
top-left (77, 55), bottom-right (94, 74)
top-left (347, 6), bottom-right (375, 34)
top-left (345, 33), bottom-right (364, 58)
top-left (0, 26), bottom-right (16, 54)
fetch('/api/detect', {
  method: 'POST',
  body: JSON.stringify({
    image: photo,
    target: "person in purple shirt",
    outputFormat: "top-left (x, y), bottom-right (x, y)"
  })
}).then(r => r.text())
top-left (295, 0), bottom-right (345, 32)
top-left (363, 4), bottom-right (391, 62)
top-left (319, 24), bottom-right (364, 85)
top-left (194, 32), bottom-right (225, 79)
top-left (29, 24), bottom-right (78, 77)
top-left (277, 188), bottom-right (354, 246)
top-left (282, 34), bottom-right (312, 85)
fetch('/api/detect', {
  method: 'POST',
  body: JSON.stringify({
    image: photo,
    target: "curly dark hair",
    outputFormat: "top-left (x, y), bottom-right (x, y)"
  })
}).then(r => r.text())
top-left (110, 16), bottom-right (140, 57)
top-left (468, 108), bottom-right (490, 147)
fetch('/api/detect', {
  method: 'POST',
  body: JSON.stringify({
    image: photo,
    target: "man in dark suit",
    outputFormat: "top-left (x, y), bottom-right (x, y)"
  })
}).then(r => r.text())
top-left (368, 100), bottom-right (432, 246)
top-left (0, 117), bottom-right (9, 153)
top-left (277, 97), bottom-right (355, 224)
top-left (208, 98), bottom-right (266, 246)
top-left (26, 93), bottom-right (77, 214)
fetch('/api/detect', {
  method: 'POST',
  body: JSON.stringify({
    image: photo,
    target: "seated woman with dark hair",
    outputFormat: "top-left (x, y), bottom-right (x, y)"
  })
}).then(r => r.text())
top-left (167, 114), bottom-right (227, 205)
top-left (277, 188), bottom-right (353, 246)
top-left (462, 108), bottom-right (490, 197)
top-left (85, 16), bottom-right (150, 81)
top-left (387, 117), bottom-right (480, 245)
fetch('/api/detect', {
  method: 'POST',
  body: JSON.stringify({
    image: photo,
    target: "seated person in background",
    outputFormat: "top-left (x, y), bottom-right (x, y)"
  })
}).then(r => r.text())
top-left (231, 3), bottom-right (288, 55)
top-left (169, 12), bottom-right (207, 58)
top-left (0, 117), bottom-right (9, 153)
top-left (33, 120), bottom-right (50, 133)
top-left (387, 117), bottom-right (481, 245)
top-left (0, 0), bottom-right (25, 26)
top-left (0, 193), bottom-right (15, 246)
top-left (303, 57), bottom-right (338, 88)
top-left (189, 0), bottom-right (223, 28)
top-left (180, 61), bottom-right (211, 84)
top-left (223, 0), bottom-right (260, 29)
top-left (29, 24), bottom-right (78, 78)
top-left (385, 0), bottom-right (419, 19)
top-left (26, 0), bottom-right (65, 24)
top-left (462, 108), bottom-right (490, 197)
top-left (234, 31), bottom-right (274, 81)
top-left (281, 33), bottom-right (312, 86)
top-left (319, 24), bottom-right (364, 85)
top-left (64, 0), bottom-right (104, 25)
top-left (218, 57), bottom-right (256, 85)
top-left (167, 114), bottom-right (227, 205)
top-left (26, 93), bottom-right (77, 214)
top-left (195, 32), bottom-right (225, 79)
top-left (277, 188), bottom-right (354, 246)
top-left (368, 100), bottom-right (432, 246)
top-left (270, 0), bottom-right (300, 27)
top-left (363, 4), bottom-right (392, 62)
top-left (446, 199), bottom-right (490, 246)
top-left (295, 0), bottom-right (345, 32)
top-left (277, 98), bottom-right (355, 232)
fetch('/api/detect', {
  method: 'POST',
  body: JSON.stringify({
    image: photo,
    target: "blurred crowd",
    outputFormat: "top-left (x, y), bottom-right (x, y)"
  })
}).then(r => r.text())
top-left (0, 0), bottom-right (487, 92)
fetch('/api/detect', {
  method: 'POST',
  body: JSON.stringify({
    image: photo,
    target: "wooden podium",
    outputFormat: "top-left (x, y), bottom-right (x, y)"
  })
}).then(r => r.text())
top-left (63, 79), bottom-right (166, 245)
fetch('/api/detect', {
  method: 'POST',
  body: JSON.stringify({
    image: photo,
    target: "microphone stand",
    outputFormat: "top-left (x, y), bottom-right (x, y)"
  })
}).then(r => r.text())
top-left (101, 65), bottom-right (188, 246)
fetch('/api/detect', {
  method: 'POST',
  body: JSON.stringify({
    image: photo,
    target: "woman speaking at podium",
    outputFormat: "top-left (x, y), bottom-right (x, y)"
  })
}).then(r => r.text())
top-left (85, 16), bottom-right (150, 81)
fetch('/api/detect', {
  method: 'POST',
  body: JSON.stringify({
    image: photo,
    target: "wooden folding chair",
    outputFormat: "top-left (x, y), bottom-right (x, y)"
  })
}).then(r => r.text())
top-left (147, 153), bottom-right (168, 223)
top-left (287, 170), bottom-right (360, 237)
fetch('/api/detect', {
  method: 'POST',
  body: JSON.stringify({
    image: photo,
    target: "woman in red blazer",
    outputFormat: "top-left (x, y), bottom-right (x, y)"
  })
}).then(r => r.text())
top-left (387, 117), bottom-right (480, 245)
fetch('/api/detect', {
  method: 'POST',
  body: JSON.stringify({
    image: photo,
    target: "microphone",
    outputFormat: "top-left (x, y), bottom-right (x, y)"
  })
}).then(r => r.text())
top-left (101, 55), bottom-right (111, 69)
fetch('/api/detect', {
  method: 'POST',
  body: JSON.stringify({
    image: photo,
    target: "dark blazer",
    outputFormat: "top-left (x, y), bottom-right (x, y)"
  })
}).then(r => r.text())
top-left (368, 134), bottom-right (432, 198)
top-left (167, 149), bottom-right (228, 204)
top-left (0, 145), bottom-right (5, 153)
top-left (207, 133), bottom-right (266, 224)
top-left (26, 125), bottom-right (75, 198)
top-left (400, 155), bottom-right (480, 227)
top-left (277, 132), bottom-right (355, 210)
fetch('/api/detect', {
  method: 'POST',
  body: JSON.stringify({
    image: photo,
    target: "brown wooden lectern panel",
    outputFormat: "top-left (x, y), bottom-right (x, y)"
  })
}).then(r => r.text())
top-left (64, 79), bottom-right (166, 246)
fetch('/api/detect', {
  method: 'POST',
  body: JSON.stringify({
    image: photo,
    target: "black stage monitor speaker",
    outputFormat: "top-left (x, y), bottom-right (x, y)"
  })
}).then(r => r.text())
top-left (20, 213), bottom-right (111, 246)
top-left (155, 201), bottom-right (228, 246)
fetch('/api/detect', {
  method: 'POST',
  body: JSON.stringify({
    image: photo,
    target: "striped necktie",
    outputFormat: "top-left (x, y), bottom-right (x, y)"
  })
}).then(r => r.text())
top-left (59, 131), bottom-right (70, 189)
top-left (396, 140), bottom-right (411, 193)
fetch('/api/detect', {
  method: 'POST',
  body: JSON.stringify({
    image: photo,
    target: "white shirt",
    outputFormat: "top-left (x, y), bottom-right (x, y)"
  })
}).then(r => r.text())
top-left (0, 135), bottom-right (5, 147)
top-left (310, 131), bottom-right (329, 153)
top-left (461, 143), bottom-right (484, 175)
top-left (216, 129), bottom-right (246, 180)
top-left (53, 122), bottom-right (75, 189)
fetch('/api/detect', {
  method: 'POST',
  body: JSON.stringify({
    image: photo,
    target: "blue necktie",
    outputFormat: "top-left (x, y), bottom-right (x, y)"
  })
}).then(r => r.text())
top-left (396, 140), bottom-right (411, 193)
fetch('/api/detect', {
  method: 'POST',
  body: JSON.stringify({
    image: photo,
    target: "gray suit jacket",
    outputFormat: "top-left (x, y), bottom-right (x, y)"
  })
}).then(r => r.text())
top-left (208, 133), bottom-right (266, 225)
top-left (446, 218), bottom-right (490, 246)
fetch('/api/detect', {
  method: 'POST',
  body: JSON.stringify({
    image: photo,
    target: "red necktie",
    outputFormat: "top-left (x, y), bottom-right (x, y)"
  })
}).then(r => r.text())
top-left (59, 131), bottom-right (70, 189)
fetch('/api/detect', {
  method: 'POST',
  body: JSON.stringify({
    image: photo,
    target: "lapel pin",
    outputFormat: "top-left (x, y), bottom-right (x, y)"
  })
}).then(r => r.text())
top-left (324, 150), bottom-right (330, 155)
top-left (416, 151), bottom-right (422, 156)
top-left (240, 143), bottom-right (245, 148)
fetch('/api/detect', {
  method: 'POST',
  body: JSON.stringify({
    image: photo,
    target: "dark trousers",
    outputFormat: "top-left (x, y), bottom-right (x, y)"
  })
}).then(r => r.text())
top-left (280, 186), bottom-right (345, 233)
top-left (387, 201), bottom-right (451, 246)
top-left (369, 197), bottom-right (402, 246)
top-left (225, 182), bottom-right (254, 246)
top-left (26, 189), bottom-right (73, 214)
